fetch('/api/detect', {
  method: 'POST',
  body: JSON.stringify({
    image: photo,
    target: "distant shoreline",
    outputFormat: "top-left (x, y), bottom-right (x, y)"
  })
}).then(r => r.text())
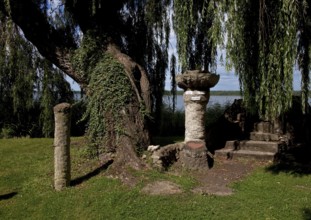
top-left (163, 90), bottom-right (309, 96)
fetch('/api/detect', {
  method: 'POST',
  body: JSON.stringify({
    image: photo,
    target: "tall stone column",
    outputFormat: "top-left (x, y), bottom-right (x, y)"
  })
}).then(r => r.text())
top-left (53, 103), bottom-right (71, 191)
top-left (177, 70), bottom-right (219, 169)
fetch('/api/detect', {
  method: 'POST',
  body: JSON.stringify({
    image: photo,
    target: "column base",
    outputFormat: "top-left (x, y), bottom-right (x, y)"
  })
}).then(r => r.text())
top-left (180, 140), bottom-right (209, 170)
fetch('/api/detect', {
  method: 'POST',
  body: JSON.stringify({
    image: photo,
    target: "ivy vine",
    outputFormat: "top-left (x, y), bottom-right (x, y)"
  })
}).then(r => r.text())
top-left (85, 54), bottom-right (132, 152)
top-left (71, 32), bottom-right (134, 153)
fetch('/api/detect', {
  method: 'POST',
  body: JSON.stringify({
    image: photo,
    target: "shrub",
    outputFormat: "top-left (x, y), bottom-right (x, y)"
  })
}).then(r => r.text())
top-left (0, 125), bottom-right (16, 139)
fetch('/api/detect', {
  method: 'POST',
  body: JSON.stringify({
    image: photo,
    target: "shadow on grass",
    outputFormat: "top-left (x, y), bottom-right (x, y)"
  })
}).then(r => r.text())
top-left (266, 145), bottom-right (311, 176)
top-left (0, 192), bottom-right (18, 201)
top-left (71, 159), bottom-right (113, 186)
top-left (302, 208), bottom-right (311, 220)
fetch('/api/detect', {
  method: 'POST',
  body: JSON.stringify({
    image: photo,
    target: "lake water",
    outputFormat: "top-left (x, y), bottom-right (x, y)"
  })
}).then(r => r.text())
top-left (163, 95), bottom-right (241, 111)
top-left (72, 91), bottom-right (310, 110)
top-left (163, 95), bottom-right (311, 111)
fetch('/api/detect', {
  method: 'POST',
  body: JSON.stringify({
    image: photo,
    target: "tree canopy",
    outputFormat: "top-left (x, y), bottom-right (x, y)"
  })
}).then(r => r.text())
top-left (0, 0), bottom-right (310, 154)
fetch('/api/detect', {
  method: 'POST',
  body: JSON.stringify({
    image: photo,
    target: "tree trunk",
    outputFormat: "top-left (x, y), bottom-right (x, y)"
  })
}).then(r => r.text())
top-left (106, 43), bottom-right (151, 170)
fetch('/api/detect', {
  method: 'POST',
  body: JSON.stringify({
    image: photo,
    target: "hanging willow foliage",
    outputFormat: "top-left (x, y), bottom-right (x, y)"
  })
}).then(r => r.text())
top-left (38, 60), bottom-right (73, 137)
top-left (0, 16), bottom-right (37, 136)
top-left (208, 0), bottom-right (310, 120)
top-left (223, 0), bottom-right (260, 115)
top-left (0, 14), bottom-right (73, 137)
top-left (173, 0), bottom-right (216, 72)
top-left (173, 0), bottom-right (310, 120)
top-left (257, 0), bottom-right (298, 120)
top-left (297, 0), bottom-right (311, 114)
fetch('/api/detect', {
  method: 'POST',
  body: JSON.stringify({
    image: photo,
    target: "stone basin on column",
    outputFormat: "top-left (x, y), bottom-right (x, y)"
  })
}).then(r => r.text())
top-left (176, 70), bottom-right (219, 170)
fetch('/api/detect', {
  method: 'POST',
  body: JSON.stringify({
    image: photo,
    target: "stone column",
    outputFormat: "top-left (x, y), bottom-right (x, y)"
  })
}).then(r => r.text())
top-left (53, 103), bottom-right (71, 191)
top-left (176, 70), bottom-right (219, 170)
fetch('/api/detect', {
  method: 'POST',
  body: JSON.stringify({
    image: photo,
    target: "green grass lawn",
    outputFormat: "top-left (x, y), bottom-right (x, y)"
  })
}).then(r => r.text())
top-left (0, 138), bottom-right (311, 219)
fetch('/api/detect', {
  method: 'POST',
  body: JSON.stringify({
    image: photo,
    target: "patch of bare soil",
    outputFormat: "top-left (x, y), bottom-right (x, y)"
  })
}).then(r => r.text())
top-left (95, 150), bottom-right (270, 196)
top-left (141, 181), bottom-right (183, 195)
top-left (190, 157), bottom-right (271, 196)
top-left (140, 157), bottom-right (271, 196)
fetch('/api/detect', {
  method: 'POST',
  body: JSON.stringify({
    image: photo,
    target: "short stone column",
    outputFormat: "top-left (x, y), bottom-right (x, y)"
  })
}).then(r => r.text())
top-left (53, 103), bottom-right (72, 191)
top-left (177, 70), bottom-right (219, 169)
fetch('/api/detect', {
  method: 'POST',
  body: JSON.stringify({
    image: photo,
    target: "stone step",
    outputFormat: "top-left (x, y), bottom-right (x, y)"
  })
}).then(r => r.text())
top-left (250, 132), bottom-right (279, 141)
top-left (224, 140), bottom-right (280, 153)
top-left (254, 121), bottom-right (274, 133)
top-left (214, 149), bottom-right (276, 161)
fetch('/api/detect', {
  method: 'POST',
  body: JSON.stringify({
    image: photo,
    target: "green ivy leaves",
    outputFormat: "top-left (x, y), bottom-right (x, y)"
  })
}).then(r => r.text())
top-left (83, 53), bottom-right (132, 152)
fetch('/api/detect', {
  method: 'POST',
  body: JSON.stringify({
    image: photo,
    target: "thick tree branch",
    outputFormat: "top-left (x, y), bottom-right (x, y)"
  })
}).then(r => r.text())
top-left (0, 0), bottom-right (87, 89)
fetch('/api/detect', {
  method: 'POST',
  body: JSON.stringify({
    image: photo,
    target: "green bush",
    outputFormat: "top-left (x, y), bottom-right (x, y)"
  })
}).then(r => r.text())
top-left (157, 106), bottom-right (185, 136)
top-left (0, 125), bottom-right (16, 139)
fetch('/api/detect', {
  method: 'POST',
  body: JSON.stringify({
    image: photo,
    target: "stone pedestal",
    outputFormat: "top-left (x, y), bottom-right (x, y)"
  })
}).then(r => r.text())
top-left (180, 140), bottom-right (208, 170)
top-left (177, 70), bottom-right (219, 169)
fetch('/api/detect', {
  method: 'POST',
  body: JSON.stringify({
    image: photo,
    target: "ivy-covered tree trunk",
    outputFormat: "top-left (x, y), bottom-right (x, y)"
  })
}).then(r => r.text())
top-left (92, 43), bottom-right (152, 169)
top-left (108, 44), bottom-right (151, 168)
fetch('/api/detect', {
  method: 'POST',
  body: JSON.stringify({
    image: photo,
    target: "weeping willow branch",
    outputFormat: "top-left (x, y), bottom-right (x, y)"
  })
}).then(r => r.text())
top-left (219, 0), bottom-right (305, 120)
top-left (297, 0), bottom-right (311, 114)
top-left (173, 0), bottom-right (216, 72)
